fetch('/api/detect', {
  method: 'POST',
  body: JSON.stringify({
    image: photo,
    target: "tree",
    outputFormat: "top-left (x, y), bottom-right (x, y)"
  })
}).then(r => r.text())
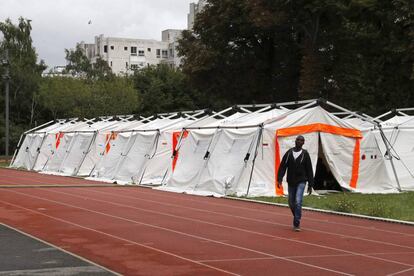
top-left (178, 0), bottom-right (414, 113)
top-left (132, 64), bottom-right (199, 114)
top-left (65, 45), bottom-right (114, 80)
top-left (0, 17), bottom-right (46, 153)
top-left (38, 77), bottom-right (140, 119)
top-left (178, 0), bottom-right (302, 109)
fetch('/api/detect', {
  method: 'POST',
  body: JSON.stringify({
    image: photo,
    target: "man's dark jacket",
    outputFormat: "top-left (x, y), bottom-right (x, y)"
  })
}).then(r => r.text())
top-left (277, 148), bottom-right (314, 187)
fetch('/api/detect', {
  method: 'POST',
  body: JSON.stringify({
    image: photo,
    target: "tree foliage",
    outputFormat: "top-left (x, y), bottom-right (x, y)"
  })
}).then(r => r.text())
top-left (132, 64), bottom-right (199, 114)
top-left (0, 17), bottom-right (46, 152)
top-left (38, 77), bottom-right (139, 119)
top-left (65, 45), bottom-right (114, 80)
top-left (178, 0), bottom-right (414, 113)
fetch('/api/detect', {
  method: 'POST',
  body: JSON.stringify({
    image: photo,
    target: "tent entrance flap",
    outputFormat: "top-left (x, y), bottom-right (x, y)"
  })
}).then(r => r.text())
top-left (274, 124), bottom-right (362, 196)
top-left (314, 136), bottom-right (342, 191)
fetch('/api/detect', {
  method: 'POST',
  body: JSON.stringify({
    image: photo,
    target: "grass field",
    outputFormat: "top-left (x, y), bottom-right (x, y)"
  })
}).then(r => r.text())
top-left (250, 192), bottom-right (414, 222)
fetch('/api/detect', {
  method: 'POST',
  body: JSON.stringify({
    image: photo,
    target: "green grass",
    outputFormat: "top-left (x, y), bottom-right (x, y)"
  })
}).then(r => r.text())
top-left (249, 192), bottom-right (414, 222)
top-left (0, 156), bottom-right (11, 168)
top-left (0, 161), bottom-right (10, 168)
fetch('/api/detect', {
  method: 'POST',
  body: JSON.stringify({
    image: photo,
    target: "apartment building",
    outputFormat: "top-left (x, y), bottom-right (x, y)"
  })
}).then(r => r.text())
top-left (188, 0), bottom-right (207, 30)
top-left (78, 30), bottom-right (181, 75)
top-left (73, 1), bottom-right (208, 75)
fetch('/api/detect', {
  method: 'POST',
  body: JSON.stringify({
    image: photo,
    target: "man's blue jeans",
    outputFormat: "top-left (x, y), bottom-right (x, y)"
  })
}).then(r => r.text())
top-left (288, 182), bottom-right (306, 228)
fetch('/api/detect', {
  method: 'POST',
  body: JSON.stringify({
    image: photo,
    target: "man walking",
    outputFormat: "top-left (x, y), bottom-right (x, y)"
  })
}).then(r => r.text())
top-left (277, 135), bottom-right (314, 232)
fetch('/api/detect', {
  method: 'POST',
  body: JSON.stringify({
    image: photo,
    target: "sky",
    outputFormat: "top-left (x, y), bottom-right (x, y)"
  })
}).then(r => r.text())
top-left (0, 0), bottom-right (194, 68)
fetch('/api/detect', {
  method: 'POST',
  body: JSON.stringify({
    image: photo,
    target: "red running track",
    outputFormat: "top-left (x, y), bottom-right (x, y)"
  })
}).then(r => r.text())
top-left (0, 169), bottom-right (413, 275)
top-left (0, 168), bottom-right (116, 187)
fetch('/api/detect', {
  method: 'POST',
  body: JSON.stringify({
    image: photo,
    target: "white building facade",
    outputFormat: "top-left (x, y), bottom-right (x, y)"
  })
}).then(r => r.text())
top-left (188, 0), bottom-right (207, 30)
top-left (73, 1), bottom-right (208, 75)
top-left (77, 29), bottom-right (182, 75)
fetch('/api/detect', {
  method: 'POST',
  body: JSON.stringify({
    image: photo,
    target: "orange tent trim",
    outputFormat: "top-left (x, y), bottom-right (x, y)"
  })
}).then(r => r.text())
top-left (55, 132), bottom-right (64, 149)
top-left (105, 132), bottom-right (118, 154)
top-left (172, 130), bottom-right (189, 171)
top-left (276, 123), bottom-right (362, 138)
top-left (274, 123), bottom-right (362, 196)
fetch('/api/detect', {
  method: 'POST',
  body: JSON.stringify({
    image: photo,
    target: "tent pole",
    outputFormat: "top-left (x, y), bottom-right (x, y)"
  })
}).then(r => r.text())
top-left (111, 130), bottom-right (138, 180)
top-left (74, 131), bottom-right (98, 176)
top-left (9, 133), bottom-right (24, 166)
top-left (88, 131), bottom-right (115, 177)
top-left (191, 129), bottom-right (222, 193)
top-left (184, 106), bottom-right (233, 128)
top-left (263, 100), bottom-right (318, 125)
top-left (379, 126), bottom-right (402, 192)
top-left (57, 132), bottom-right (78, 173)
top-left (324, 100), bottom-right (381, 125)
top-left (138, 130), bottom-right (161, 185)
top-left (30, 133), bottom-right (48, 170)
top-left (246, 126), bottom-right (263, 197)
top-left (237, 99), bottom-right (317, 108)
top-left (396, 107), bottom-right (414, 112)
top-left (23, 120), bottom-right (55, 135)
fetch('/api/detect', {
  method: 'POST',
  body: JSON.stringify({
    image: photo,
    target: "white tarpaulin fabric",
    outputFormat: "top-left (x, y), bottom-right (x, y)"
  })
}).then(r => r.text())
top-left (163, 106), bottom-right (392, 197)
top-left (373, 116), bottom-right (414, 191)
top-left (11, 105), bottom-right (414, 196)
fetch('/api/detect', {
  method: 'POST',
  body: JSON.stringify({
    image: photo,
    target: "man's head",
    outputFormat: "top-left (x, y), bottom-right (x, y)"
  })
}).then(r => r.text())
top-left (295, 135), bottom-right (305, 149)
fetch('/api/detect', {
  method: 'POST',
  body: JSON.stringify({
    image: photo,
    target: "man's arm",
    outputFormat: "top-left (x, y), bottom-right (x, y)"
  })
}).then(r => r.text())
top-left (277, 150), bottom-right (289, 185)
top-left (305, 151), bottom-right (314, 194)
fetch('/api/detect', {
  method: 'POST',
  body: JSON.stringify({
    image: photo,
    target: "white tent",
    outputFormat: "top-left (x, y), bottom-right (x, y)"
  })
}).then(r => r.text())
top-left (162, 101), bottom-right (403, 197)
top-left (10, 120), bottom-right (66, 170)
top-left (10, 119), bottom-right (88, 171)
top-left (374, 115), bottom-right (414, 191)
top-left (75, 118), bottom-right (150, 176)
top-left (40, 119), bottom-right (127, 176)
top-left (11, 101), bottom-right (413, 196)
top-left (162, 107), bottom-right (288, 196)
top-left (86, 110), bottom-right (213, 184)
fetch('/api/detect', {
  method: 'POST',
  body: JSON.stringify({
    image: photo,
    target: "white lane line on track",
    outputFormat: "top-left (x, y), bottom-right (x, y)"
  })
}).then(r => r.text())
top-left (34, 188), bottom-right (414, 269)
top-left (5, 170), bottom-right (411, 235)
top-left (200, 251), bottom-right (414, 263)
top-left (0, 199), bottom-right (240, 276)
top-left (2, 189), bottom-right (354, 276)
top-left (387, 267), bottom-right (414, 276)
top-left (110, 187), bottom-right (414, 237)
top-left (74, 187), bottom-right (414, 251)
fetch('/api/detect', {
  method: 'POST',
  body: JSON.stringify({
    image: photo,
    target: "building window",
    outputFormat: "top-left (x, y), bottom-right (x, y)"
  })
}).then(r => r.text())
top-left (131, 64), bottom-right (139, 70)
top-left (147, 48), bottom-right (151, 52)
top-left (110, 45), bottom-right (114, 50)
top-left (131, 46), bottom-right (137, 56)
top-left (162, 50), bottom-right (168, 58)
top-left (156, 49), bottom-right (161, 58)
top-left (104, 45), bottom-right (108, 53)
top-left (124, 46), bottom-right (128, 51)
top-left (138, 50), bottom-right (145, 56)
top-left (110, 61), bottom-right (112, 67)
top-left (126, 62), bottom-right (128, 68)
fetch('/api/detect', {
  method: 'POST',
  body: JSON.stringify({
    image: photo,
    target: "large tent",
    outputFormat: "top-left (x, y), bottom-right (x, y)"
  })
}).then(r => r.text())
top-left (373, 108), bottom-right (414, 191)
top-left (11, 119), bottom-right (85, 171)
top-left (161, 100), bottom-right (407, 197)
top-left (86, 110), bottom-right (218, 184)
top-left (10, 100), bottom-right (414, 196)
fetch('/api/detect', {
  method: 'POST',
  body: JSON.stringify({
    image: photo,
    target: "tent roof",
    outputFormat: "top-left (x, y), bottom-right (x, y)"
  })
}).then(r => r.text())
top-left (382, 115), bottom-right (414, 127)
top-left (265, 106), bottom-right (359, 132)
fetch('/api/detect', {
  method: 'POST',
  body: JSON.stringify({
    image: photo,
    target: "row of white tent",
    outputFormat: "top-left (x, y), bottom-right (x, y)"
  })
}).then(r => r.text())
top-left (10, 99), bottom-right (414, 197)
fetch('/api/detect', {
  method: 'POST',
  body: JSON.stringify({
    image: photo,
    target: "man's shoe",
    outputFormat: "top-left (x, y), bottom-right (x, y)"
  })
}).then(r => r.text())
top-left (293, 227), bottom-right (301, 232)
